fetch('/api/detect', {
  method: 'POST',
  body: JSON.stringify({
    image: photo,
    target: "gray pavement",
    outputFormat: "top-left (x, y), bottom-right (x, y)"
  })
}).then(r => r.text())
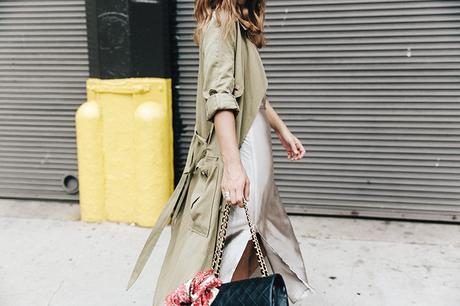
top-left (0, 199), bottom-right (459, 306)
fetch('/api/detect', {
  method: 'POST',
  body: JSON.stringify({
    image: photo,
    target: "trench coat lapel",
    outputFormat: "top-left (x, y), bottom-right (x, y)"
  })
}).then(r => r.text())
top-left (234, 22), bottom-right (268, 148)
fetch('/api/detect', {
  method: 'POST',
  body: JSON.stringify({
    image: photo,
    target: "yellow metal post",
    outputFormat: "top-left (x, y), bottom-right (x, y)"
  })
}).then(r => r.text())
top-left (76, 78), bottom-right (174, 227)
top-left (75, 101), bottom-right (105, 222)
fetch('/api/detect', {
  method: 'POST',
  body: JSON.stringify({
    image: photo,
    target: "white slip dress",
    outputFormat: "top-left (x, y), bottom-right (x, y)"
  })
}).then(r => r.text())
top-left (218, 96), bottom-right (315, 305)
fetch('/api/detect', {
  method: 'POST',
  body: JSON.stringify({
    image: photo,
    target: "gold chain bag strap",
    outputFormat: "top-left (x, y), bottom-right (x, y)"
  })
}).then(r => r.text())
top-left (211, 200), bottom-right (269, 277)
top-left (210, 200), bottom-right (289, 306)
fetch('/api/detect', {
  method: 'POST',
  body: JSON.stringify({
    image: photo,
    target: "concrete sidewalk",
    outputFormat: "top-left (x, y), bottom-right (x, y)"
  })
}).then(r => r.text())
top-left (0, 200), bottom-right (459, 306)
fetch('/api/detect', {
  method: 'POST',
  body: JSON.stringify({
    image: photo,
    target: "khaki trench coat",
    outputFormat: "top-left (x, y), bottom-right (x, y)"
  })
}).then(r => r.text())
top-left (126, 12), bottom-right (268, 305)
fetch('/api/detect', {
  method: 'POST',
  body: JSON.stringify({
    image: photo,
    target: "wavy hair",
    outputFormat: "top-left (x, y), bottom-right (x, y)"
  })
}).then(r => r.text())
top-left (193, 0), bottom-right (266, 48)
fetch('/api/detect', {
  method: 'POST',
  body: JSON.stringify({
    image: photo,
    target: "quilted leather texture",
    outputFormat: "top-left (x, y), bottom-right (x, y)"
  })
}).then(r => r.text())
top-left (211, 273), bottom-right (288, 306)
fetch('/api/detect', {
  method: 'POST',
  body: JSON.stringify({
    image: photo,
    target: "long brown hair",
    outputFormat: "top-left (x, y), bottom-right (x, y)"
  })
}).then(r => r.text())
top-left (193, 0), bottom-right (267, 48)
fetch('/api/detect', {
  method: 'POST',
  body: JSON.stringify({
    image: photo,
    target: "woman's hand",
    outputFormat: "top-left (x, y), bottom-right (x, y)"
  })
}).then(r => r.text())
top-left (263, 98), bottom-right (306, 161)
top-left (221, 161), bottom-right (250, 208)
top-left (275, 126), bottom-right (306, 160)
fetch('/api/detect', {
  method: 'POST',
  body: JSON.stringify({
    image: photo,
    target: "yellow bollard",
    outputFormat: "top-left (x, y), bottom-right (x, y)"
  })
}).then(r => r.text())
top-left (76, 78), bottom-right (174, 227)
top-left (75, 101), bottom-right (106, 222)
top-left (134, 102), bottom-right (173, 226)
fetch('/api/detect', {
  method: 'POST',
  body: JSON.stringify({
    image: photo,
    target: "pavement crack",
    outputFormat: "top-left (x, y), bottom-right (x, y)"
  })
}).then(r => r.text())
top-left (47, 280), bottom-right (64, 306)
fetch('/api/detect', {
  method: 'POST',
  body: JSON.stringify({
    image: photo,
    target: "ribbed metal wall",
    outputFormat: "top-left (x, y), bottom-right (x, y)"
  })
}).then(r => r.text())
top-left (0, 0), bottom-right (89, 200)
top-left (174, 0), bottom-right (460, 221)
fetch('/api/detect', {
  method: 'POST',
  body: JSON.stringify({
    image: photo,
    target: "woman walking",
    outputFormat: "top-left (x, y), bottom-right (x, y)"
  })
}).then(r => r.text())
top-left (126, 0), bottom-right (314, 304)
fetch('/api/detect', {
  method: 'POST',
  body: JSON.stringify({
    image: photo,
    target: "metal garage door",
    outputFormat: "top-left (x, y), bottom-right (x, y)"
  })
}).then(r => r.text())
top-left (0, 0), bottom-right (89, 200)
top-left (174, 0), bottom-right (460, 222)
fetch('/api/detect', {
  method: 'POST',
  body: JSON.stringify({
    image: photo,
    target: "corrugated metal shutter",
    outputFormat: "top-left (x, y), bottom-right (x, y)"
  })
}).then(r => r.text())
top-left (174, 0), bottom-right (460, 222)
top-left (0, 0), bottom-right (89, 200)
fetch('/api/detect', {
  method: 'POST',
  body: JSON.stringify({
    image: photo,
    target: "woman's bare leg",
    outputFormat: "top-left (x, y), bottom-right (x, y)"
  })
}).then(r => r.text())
top-left (231, 234), bottom-right (268, 281)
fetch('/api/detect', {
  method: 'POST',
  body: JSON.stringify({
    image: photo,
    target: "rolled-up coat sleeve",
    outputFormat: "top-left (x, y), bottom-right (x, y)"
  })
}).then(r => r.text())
top-left (201, 19), bottom-right (239, 122)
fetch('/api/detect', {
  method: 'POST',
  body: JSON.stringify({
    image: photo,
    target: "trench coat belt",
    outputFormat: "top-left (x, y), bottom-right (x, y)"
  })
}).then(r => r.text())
top-left (183, 128), bottom-right (214, 175)
top-left (170, 129), bottom-right (212, 222)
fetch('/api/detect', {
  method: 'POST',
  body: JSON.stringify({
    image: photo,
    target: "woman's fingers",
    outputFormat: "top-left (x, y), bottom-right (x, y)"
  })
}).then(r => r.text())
top-left (293, 141), bottom-right (300, 160)
top-left (222, 188), bottom-right (231, 203)
top-left (230, 182), bottom-right (243, 208)
top-left (243, 178), bottom-right (250, 202)
top-left (223, 184), bottom-right (246, 207)
top-left (289, 139), bottom-right (299, 160)
top-left (236, 187), bottom-right (244, 208)
top-left (288, 138), bottom-right (306, 160)
top-left (287, 143), bottom-right (294, 159)
top-left (221, 162), bottom-right (249, 207)
top-left (230, 187), bottom-right (238, 205)
top-left (297, 141), bottom-right (306, 159)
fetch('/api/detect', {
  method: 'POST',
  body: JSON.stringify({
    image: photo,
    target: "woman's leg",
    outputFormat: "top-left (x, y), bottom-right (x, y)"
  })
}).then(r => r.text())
top-left (230, 233), bottom-right (268, 281)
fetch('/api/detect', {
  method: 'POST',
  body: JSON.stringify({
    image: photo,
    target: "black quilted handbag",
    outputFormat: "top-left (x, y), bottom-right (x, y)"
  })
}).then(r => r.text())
top-left (210, 200), bottom-right (289, 306)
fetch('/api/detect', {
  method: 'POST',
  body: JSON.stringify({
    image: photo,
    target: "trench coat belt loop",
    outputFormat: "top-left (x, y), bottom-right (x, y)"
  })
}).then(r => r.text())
top-left (182, 125), bottom-right (215, 175)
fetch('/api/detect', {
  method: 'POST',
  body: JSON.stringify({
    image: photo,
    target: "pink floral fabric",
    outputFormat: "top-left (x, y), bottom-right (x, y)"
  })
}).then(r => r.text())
top-left (164, 269), bottom-right (222, 306)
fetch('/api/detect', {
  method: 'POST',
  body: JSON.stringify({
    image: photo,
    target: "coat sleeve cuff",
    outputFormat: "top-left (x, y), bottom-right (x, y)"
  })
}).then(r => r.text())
top-left (205, 92), bottom-right (240, 122)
